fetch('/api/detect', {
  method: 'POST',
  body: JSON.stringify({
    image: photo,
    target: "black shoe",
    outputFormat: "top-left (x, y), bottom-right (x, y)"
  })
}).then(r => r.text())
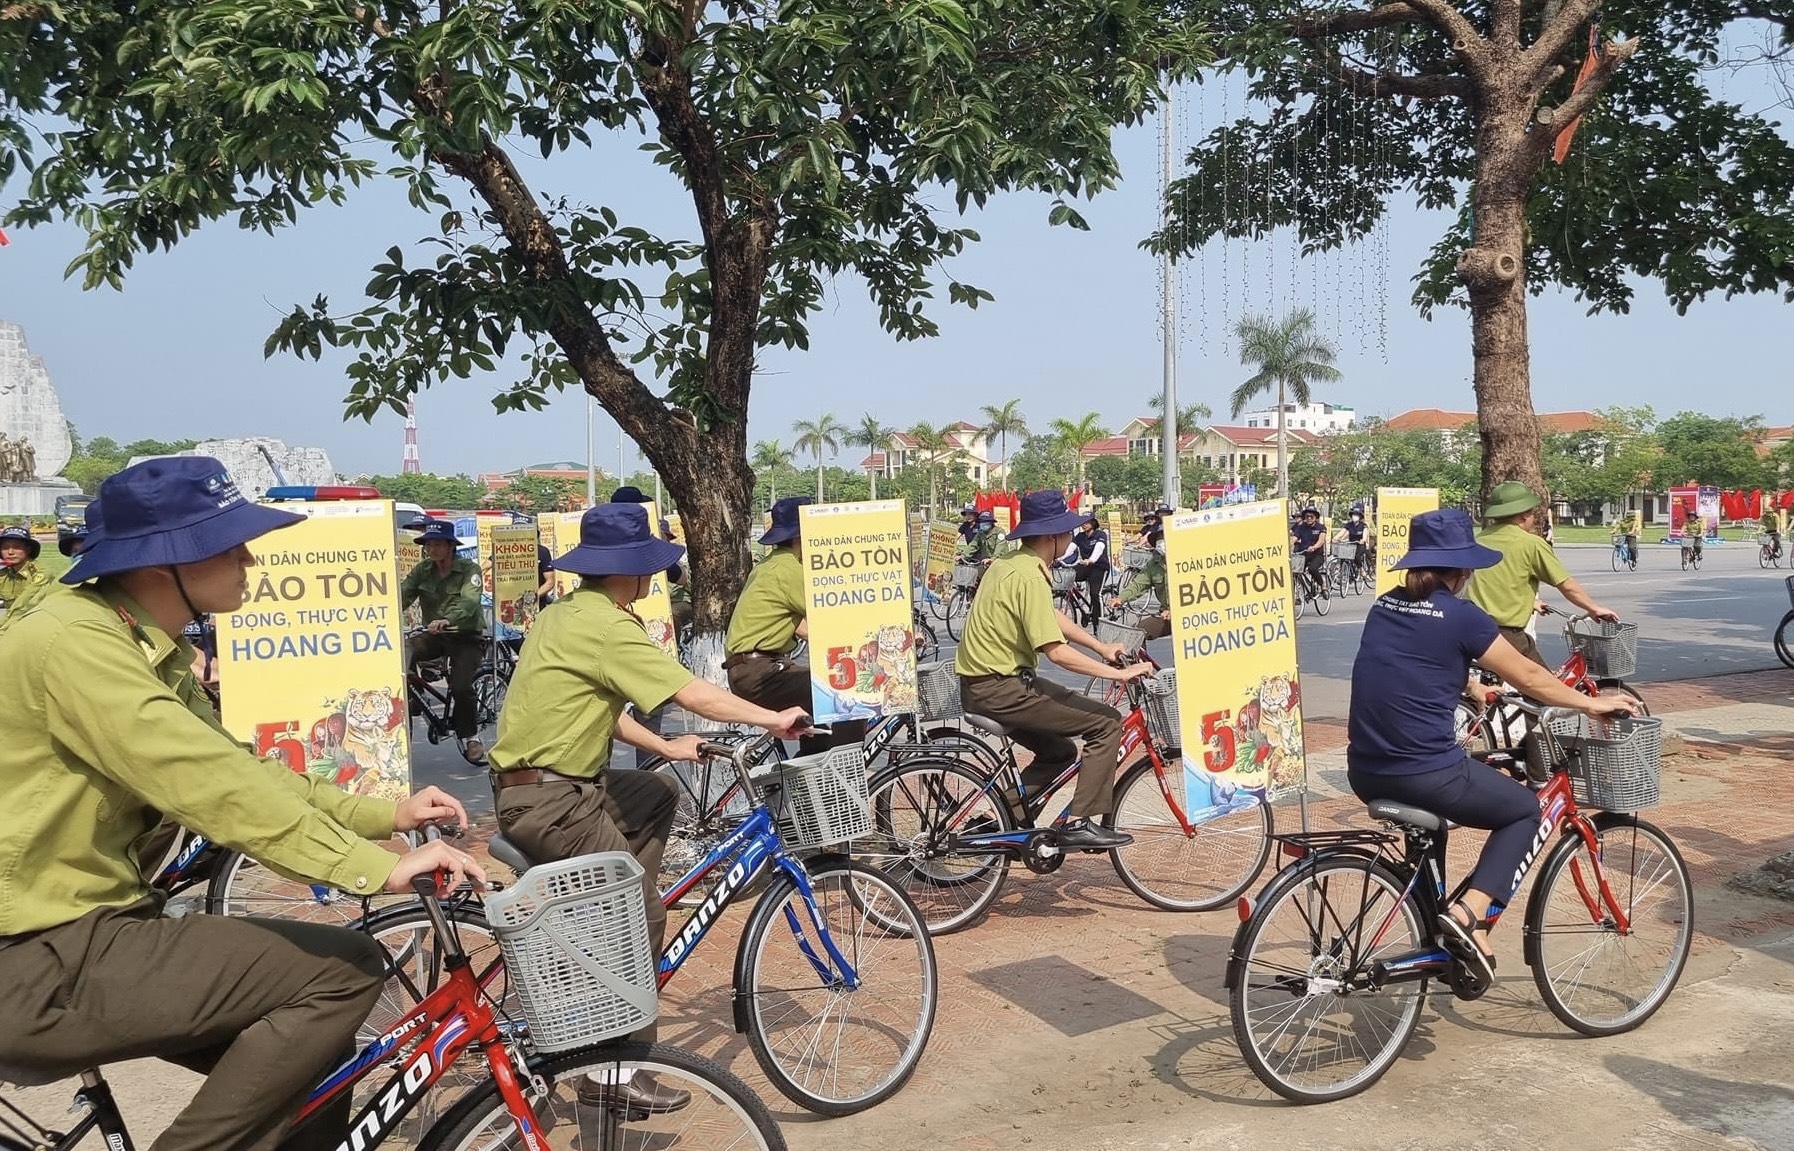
top-left (1055, 818), bottom-right (1133, 851)
top-left (576, 1073), bottom-right (692, 1116)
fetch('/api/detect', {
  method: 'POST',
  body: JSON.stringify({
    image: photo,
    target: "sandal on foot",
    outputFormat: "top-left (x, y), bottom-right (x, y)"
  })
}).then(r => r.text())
top-left (1437, 901), bottom-right (1496, 982)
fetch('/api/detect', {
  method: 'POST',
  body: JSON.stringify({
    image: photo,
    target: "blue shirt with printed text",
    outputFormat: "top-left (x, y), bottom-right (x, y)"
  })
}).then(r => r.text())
top-left (1348, 588), bottom-right (1500, 776)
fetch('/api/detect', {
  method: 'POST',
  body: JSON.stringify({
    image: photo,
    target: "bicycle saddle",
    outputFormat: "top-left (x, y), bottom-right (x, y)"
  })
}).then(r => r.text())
top-left (1366, 800), bottom-right (1443, 832)
top-left (962, 713), bottom-right (1011, 738)
top-left (487, 833), bottom-right (538, 875)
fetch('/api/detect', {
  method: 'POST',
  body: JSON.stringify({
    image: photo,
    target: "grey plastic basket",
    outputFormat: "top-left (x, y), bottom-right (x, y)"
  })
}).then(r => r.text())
top-left (1121, 546), bottom-right (1154, 571)
top-left (1141, 669), bottom-right (1180, 749)
top-left (1330, 541), bottom-right (1360, 561)
top-left (952, 562), bottom-right (982, 589)
top-left (1096, 618), bottom-right (1146, 652)
top-left (1564, 618), bottom-right (1640, 678)
top-left (916, 660), bottom-right (962, 720)
top-left (482, 851), bottom-right (657, 1053)
top-left (1050, 566), bottom-right (1077, 593)
top-left (766, 745), bottom-right (872, 851)
top-left (1544, 713), bottom-right (1662, 811)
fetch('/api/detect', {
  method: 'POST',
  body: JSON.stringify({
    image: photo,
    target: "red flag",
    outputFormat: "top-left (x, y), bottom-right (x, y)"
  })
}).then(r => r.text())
top-left (0, 229), bottom-right (10, 247)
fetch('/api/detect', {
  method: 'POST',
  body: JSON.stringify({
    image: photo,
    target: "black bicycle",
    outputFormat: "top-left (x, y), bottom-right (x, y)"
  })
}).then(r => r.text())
top-left (1775, 576), bottom-right (1794, 670)
top-left (405, 632), bottom-right (514, 750)
top-left (1291, 558), bottom-right (1331, 618)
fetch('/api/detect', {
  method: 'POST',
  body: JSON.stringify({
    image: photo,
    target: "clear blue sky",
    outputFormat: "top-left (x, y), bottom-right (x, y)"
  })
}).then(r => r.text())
top-left (2, 80), bottom-right (1790, 479)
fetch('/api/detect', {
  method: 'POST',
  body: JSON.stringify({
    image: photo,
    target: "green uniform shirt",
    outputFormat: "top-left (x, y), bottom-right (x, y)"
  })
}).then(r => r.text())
top-left (958, 529), bottom-right (998, 562)
top-left (401, 556), bottom-right (485, 635)
top-left (490, 584), bottom-right (694, 777)
top-left (0, 586), bottom-right (399, 937)
top-left (955, 550), bottom-right (1061, 678)
top-left (726, 546), bottom-right (804, 656)
top-left (1467, 521), bottom-right (1571, 628)
top-left (0, 562), bottom-right (52, 617)
top-left (1118, 551), bottom-right (1168, 608)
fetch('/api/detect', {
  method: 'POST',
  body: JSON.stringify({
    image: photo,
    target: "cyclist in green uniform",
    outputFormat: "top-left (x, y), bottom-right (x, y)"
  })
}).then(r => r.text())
top-left (1467, 481), bottom-right (1617, 666)
top-left (490, 502), bottom-right (808, 1115)
top-left (958, 510), bottom-right (999, 564)
top-left (956, 491), bottom-right (1152, 851)
top-left (1109, 524), bottom-right (1170, 639)
top-left (0, 456), bottom-right (478, 1151)
top-left (401, 519), bottom-right (488, 764)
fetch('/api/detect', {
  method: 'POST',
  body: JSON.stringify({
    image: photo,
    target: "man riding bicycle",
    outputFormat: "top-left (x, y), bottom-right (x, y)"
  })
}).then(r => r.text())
top-left (957, 502), bottom-right (979, 544)
top-left (1333, 503), bottom-right (1371, 577)
top-left (1109, 524), bottom-right (1170, 640)
top-left (1068, 516), bottom-right (1110, 629)
top-left (959, 509), bottom-right (999, 564)
top-left (1291, 505), bottom-right (1327, 590)
top-left (955, 490), bottom-right (1152, 852)
top-left (0, 457), bottom-right (480, 1151)
top-left (401, 519), bottom-right (488, 764)
top-left (1467, 481), bottom-right (1618, 667)
top-left (489, 502), bottom-right (808, 1114)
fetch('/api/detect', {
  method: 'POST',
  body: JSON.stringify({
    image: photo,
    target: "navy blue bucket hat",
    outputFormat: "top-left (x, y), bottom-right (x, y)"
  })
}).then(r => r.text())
top-left (1391, 508), bottom-right (1503, 571)
top-left (761, 496), bottom-right (812, 546)
top-left (56, 503), bottom-right (99, 557)
top-left (555, 503), bottom-right (685, 578)
top-left (413, 519), bottom-right (459, 544)
top-left (1008, 490), bottom-right (1093, 540)
top-left (610, 486), bottom-right (648, 504)
top-left (61, 457), bottom-right (304, 584)
top-left (1, 523), bottom-right (41, 562)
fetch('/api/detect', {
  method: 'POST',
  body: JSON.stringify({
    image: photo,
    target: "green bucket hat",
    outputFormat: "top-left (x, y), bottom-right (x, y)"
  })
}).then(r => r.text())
top-left (1485, 481), bottom-right (1542, 519)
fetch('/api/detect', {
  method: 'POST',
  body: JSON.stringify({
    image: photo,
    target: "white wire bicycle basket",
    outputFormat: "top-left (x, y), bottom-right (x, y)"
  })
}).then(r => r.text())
top-left (763, 744), bottom-right (872, 851)
top-left (916, 660), bottom-right (963, 721)
top-left (952, 562), bottom-right (982, 590)
top-left (483, 851), bottom-right (658, 1053)
top-left (1096, 618), bottom-right (1146, 653)
top-left (1563, 618), bottom-right (1640, 679)
top-left (1141, 669), bottom-right (1180, 750)
top-left (1543, 713), bottom-right (1662, 811)
top-left (1050, 566), bottom-right (1077, 593)
top-left (1121, 546), bottom-right (1154, 571)
top-left (1330, 541), bottom-right (1360, 561)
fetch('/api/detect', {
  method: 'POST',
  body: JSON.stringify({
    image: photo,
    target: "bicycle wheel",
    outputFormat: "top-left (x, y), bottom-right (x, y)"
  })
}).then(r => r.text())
top-left (1107, 759), bottom-right (1271, 912)
top-left (1312, 579), bottom-right (1331, 616)
top-left (473, 670), bottom-right (507, 745)
top-left (1611, 547), bottom-right (1622, 571)
top-left (419, 1041), bottom-right (785, 1151)
top-left (914, 616), bottom-right (940, 662)
top-left (1760, 546), bottom-right (1771, 569)
top-left (1775, 611), bottom-right (1794, 670)
top-left (1526, 815), bottom-right (1693, 1037)
top-left (1231, 854), bottom-right (1428, 1104)
top-left (1592, 679), bottom-right (1650, 717)
top-left (944, 590), bottom-right (965, 641)
top-left (1292, 586), bottom-right (1307, 620)
top-left (737, 857), bottom-right (937, 1115)
top-left (206, 849), bottom-right (379, 925)
top-left (1680, 548), bottom-right (1689, 571)
top-left (861, 756), bottom-right (1012, 935)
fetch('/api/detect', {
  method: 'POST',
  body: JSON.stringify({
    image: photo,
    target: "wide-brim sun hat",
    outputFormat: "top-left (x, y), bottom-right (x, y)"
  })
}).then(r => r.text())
top-left (1484, 481), bottom-right (1542, 519)
top-left (555, 503), bottom-right (685, 577)
top-left (1008, 489), bottom-right (1094, 540)
top-left (62, 457), bottom-right (303, 584)
top-left (1391, 508), bottom-right (1504, 572)
top-left (1, 524), bottom-right (42, 562)
top-left (760, 496), bottom-right (813, 546)
top-left (414, 519), bottom-right (459, 544)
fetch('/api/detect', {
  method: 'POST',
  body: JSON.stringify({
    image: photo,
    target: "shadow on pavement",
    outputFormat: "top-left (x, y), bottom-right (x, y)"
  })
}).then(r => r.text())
top-left (1606, 1054), bottom-right (1794, 1148)
top-left (967, 955), bottom-right (1164, 1037)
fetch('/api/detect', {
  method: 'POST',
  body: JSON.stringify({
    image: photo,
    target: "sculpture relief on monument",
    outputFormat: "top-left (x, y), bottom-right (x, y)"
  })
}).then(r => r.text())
top-left (0, 322), bottom-right (79, 514)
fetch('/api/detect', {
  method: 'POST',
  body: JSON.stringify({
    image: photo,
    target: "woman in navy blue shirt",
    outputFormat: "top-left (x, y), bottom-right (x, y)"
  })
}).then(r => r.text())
top-left (1348, 509), bottom-right (1636, 983)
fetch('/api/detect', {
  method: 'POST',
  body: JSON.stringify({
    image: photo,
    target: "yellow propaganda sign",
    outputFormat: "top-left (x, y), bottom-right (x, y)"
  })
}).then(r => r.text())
top-left (552, 510), bottom-right (586, 598)
top-left (924, 522), bottom-right (959, 596)
top-left (1164, 501), bottom-right (1306, 823)
top-left (908, 512), bottom-right (927, 580)
top-left (217, 500), bottom-right (410, 803)
top-left (665, 511), bottom-right (685, 545)
top-left (800, 500), bottom-right (918, 722)
top-left (630, 500), bottom-right (678, 656)
top-left (394, 529), bottom-right (424, 628)
top-left (474, 513), bottom-right (506, 593)
top-left (1375, 487), bottom-right (1440, 592)
top-left (489, 524), bottom-right (539, 636)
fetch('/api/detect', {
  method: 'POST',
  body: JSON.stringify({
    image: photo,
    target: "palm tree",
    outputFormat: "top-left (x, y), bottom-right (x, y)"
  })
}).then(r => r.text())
top-left (908, 421), bottom-right (959, 513)
top-left (1049, 413), bottom-right (1110, 493)
top-left (750, 440), bottom-right (794, 507)
top-left (1145, 393), bottom-right (1213, 462)
top-left (845, 414), bottom-right (897, 500)
top-left (1231, 309), bottom-right (1343, 499)
top-left (979, 399), bottom-right (1029, 489)
top-left (791, 413), bottom-right (845, 501)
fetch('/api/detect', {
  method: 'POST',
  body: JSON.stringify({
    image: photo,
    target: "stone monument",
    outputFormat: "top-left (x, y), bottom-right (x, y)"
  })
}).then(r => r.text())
top-left (0, 321), bottom-right (80, 516)
top-left (128, 437), bottom-right (337, 500)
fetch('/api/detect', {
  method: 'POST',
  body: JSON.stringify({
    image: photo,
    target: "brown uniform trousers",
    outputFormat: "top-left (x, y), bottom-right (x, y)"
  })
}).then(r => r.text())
top-left (1140, 615), bottom-right (1171, 641)
top-left (1499, 625), bottom-right (1549, 669)
top-left (726, 655), bottom-right (864, 756)
top-left (494, 770), bottom-right (679, 1043)
top-left (0, 901), bottom-right (385, 1151)
top-left (408, 632), bottom-right (483, 739)
top-left (961, 673), bottom-right (1123, 819)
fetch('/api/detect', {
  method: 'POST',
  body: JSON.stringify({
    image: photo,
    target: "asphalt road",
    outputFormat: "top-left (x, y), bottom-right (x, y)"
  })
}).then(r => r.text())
top-left (414, 541), bottom-right (1794, 808)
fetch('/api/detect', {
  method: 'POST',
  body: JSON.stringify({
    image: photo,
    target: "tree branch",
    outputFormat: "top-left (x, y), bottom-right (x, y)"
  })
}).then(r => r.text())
top-left (1393, 0), bottom-right (1491, 69)
top-left (1492, 0), bottom-right (1523, 47)
top-left (1317, 47), bottom-right (1471, 98)
top-left (1522, 0), bottom-right (1603, 79)
top-left (1289, 3), bottom-right (1426, 38)
top-left (1527, 37), bottom-right (1641, 156)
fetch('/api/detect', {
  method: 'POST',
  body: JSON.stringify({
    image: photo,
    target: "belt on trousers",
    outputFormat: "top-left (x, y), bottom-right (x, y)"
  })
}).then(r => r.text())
top-left (490, 767), bottom-right (592, 789)
top-left (722, 649), bottom-right (787, 671)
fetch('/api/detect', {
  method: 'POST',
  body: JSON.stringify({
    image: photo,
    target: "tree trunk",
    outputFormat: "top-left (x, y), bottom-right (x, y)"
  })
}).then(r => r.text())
top-left (1461, 111), bottom-right (1543, 512)
top-left (869, 466), bottom-right (878, 500)
top-left (816, 458), bottom-right (825, 501)
top-left (1276, 381), bottom-right (1289, 501)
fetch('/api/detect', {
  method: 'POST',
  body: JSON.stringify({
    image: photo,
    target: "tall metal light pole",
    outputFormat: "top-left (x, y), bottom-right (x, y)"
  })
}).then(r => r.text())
top-left (1160, 98), bottom-right (1181, 510)
top-left (585, 394), bottom-right (597, 506)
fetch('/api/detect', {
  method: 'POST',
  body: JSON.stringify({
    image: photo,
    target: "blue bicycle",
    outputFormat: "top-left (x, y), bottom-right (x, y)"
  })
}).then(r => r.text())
top-left (481, 735), bottom-right (938, 1116)
top-left (1611, 533), bottom-right (1639, 571)
top-left (152, 825), bottom-right (378, 925)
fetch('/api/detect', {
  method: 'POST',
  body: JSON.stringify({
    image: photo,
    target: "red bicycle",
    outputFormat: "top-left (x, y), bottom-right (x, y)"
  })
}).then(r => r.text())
top-left (0, 828), bottom-right (785, 1151)
top-left (1228, 702), bottom-right (1692, 1103)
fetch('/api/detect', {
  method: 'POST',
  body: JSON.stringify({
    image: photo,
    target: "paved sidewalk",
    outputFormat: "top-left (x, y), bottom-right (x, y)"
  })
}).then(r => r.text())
top-left (6, 668), bottom-right (1792, 1150)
